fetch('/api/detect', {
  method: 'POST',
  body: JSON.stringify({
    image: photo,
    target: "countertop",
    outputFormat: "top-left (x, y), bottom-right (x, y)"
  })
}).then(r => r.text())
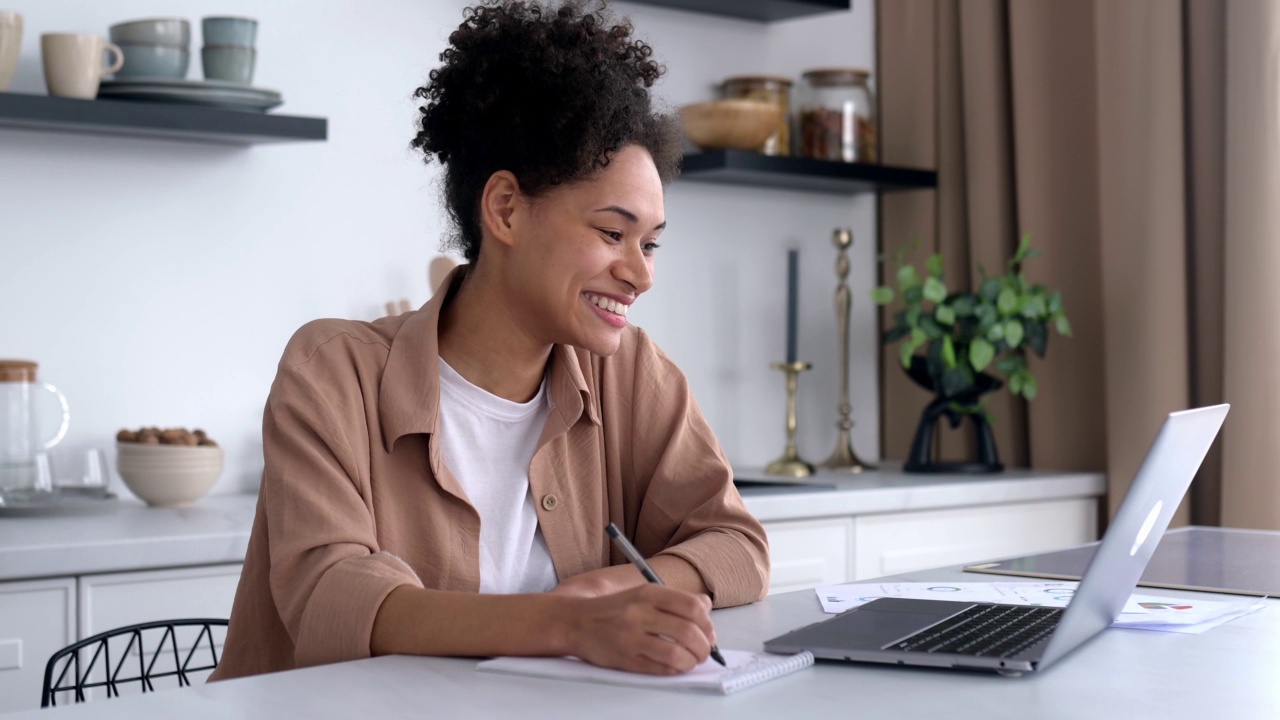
top-left (0, 468), bottom-right (1104, 583)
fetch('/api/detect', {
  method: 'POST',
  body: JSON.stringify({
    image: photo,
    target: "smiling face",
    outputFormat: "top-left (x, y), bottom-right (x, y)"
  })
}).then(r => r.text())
top-left (496, 144), bottom-right (666, 357)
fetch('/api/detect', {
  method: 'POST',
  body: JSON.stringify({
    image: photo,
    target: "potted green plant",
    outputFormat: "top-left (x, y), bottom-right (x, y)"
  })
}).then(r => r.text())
top-left (870, 236), bottom-right (1072, 473)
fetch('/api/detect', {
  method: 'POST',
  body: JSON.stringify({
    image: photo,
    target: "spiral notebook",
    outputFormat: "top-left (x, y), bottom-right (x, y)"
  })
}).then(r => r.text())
top-left (476, 649), bottom-right (814, 695)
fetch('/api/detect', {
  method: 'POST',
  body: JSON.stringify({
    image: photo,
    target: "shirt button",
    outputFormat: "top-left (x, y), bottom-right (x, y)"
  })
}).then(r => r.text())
top-left (541, 494), bottom-right (559, 511)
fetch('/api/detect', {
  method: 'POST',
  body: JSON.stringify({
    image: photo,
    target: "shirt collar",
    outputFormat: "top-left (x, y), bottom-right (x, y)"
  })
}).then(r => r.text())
top-left (378, 264), bottom-right (600, 453)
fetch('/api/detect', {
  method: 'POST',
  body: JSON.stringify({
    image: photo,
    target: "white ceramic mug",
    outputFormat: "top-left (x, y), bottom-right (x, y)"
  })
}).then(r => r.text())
top-left (0, 10), bottom-right (21, 91)
top-left (40, 33), bottom-right (123, 99)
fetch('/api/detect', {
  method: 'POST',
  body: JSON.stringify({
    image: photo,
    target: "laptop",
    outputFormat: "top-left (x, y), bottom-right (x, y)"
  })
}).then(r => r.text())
top-left (763, 404), bottom-right (1230, 676)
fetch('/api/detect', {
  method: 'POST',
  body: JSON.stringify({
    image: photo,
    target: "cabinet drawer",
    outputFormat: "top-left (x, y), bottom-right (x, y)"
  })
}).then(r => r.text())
top-left (0, 577), bottom-right (75, 714)
top-left (78, 564), bottom-right (242, 639)
top-left (761, 517), bottom-right (853, 594)
top-left (853, 498), bottom-right (1098, 580)
top-left (76, 564), bottom-right (241, 697)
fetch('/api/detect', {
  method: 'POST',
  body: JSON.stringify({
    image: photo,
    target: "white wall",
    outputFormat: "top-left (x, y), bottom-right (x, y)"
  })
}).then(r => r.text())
top-left (0, 0), bottom-right (880, 499)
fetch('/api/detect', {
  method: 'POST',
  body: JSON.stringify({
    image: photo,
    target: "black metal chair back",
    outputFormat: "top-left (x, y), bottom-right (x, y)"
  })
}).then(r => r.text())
top-left (41, 618), bottom-right (228, 708)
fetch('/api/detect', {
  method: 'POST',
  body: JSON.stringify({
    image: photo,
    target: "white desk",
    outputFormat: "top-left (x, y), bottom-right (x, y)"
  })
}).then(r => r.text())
top-left (6, 561), bottom-right (1275, 720)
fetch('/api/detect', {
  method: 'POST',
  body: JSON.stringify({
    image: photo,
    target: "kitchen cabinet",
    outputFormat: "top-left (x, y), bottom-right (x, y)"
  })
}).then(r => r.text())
top-left (0, 468), bottom-right (1103, 711)
top-left (850, 498), bottom-right (1098, 580)
top-left (0, 92), bottom-right (326, 145)
top-left (740, 467), bottom-right (1105, 593)
top-left (0, 565), bottom-right (241, 713)
top-left (0, 578), bottom-right (76, 712)
top-left (78, 564), bottom-right (241, 641)
top-left (759, 496), bottom-right (1097, 594)
top-left (760, 517), bottom-right (853, 594)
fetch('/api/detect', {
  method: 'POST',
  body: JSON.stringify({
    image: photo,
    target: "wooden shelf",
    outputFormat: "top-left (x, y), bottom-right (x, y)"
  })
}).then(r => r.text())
top-left (624, 0), bottom-right (849, 22)
top-left (0, 92), bottom-right (327, 145)
top-left (679, 150), bottom-right (936, 194)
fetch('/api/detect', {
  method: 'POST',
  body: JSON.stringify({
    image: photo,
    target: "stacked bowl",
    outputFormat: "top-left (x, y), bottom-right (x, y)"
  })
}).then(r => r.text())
top-left (108, 18), bottom-right (189, 79)
top-left (116, 442), bottom-right (222, 507)
top-left (201, 16), bottom-right (257, 84)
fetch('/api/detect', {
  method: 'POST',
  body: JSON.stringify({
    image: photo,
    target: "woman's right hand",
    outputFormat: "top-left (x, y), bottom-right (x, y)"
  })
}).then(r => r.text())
top-left (558, 584), bottom-right (716, 675)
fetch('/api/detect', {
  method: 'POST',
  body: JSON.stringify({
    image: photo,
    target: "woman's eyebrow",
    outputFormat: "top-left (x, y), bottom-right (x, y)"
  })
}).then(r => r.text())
top-left (594, 205), bottom-right (666, 231)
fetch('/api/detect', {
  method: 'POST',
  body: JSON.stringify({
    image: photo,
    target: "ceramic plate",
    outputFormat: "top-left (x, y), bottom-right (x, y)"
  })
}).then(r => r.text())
top-left (0, 487), bottom-right (119, 517)
top-left (99, 78), bottom-right (284, 112)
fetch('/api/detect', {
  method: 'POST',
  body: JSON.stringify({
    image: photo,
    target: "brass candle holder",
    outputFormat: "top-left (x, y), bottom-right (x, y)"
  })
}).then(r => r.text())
top-left (764, 361), bottom-right (815, 477)
top-left (820, 228), bottom-right (872, 473)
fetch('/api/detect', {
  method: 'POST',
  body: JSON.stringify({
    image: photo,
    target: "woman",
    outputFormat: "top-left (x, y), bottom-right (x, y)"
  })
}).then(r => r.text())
top-left (211, 0), bottom-right (769, 681)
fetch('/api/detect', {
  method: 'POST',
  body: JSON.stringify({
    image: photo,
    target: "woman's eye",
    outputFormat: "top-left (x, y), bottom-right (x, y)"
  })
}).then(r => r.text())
top-left (600, 230), bottom-right (623, 242)
top-left (642, 242), bottom-right (661, 254)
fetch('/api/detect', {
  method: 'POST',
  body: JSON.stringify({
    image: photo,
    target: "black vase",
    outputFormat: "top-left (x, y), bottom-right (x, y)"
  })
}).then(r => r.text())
top-left (901, 356), bottom-right (1004, 473)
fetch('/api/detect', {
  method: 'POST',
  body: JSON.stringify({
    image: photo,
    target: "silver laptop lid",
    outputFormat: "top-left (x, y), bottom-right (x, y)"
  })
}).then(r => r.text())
top-left (1037, 404), bottom-right (1229, 669)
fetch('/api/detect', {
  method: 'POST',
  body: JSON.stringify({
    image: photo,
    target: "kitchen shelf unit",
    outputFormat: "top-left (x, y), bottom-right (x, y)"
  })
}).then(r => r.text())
top-left (680, 150), bottom-right (936, 194)
top-left (0, 92), bottom-right (327, 145)
top-left (623, 0), bottom-right (849, 22)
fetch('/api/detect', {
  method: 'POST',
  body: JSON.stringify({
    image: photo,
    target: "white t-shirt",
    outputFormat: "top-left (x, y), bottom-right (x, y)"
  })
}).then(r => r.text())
top-left (436, 359), bottom-right (559, 594)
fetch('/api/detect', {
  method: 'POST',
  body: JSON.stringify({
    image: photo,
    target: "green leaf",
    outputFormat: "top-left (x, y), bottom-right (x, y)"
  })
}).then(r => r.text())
top-left (897, 265), bottom-right (921, 289)
top-left (1004, 319), bottom-right (1025, 348)
top-left (900, 328), bottom-right (927, 368)
top-left (935, 304), bottom-right (956, 326)
top-left (1012, 233), bottom-right (1032, 265)
top-left (918, 316), bottom-right (946, 339)
top-left (905, 306), bottom-right (921, 327)
top-left (997, 288), bottom-right (1018, 315)
top-left (1025, 321), bottom-right (1049, 357)
top-left (1022, 375), bottom-right (1038, 400)
top-left (996, 355), bottom-right (1025, 375)
top-left (942, 335), bottom-right (957, 369)
top-left (1048, 290), bottom-right (1063, 315)
top-left (969, 338), bottom-right (996, 372)
top-left (903, 286), bottom-right (923, 304)
top-left (926, 253), bottom-right (944, 278)
top-left (950, 295), bottom-right (976, 317)
top-left (1010, 372), bottom-right (1024, 396)
top-left (882, 325), bottom-right (911, 344)
top-left (1020, 295), bottom-right (1046, 318)
top-left (869, 287), bottom-right (895, 305)
top-left (986, 323), bottom-right (1005, 342)
top-left (1055, 315), bottom-right (1073, 337)
top-left (923, 277), bottom-right (948, 304)
top-left (900, 342), bottom-right (915, 369)
top-left (980, 278), bottom-right (1002, 303)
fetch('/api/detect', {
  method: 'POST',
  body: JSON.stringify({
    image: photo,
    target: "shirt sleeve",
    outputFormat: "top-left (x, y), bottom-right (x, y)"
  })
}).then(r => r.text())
top-left (261, 328), bottom-right (424, 668)
top-left (626, 330), bottom-right (771, 606)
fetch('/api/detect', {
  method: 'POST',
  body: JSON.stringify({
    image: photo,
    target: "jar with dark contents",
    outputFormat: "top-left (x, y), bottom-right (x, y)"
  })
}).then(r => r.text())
top-left (721, 75), bottom-right (792, 156)
top-left (798, 68), bottom-right (877, 163)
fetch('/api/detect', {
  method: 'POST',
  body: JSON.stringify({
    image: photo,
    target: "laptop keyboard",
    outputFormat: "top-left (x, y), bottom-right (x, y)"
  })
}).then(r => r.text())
top-left (887, 604), bottom-right (1064, 658)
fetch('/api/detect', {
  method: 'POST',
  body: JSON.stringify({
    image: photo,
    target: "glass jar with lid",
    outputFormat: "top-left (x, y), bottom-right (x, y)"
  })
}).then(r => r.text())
top-left (797, 68), bottom-right (877, 163)
top-left (720, 75), bottom-right (792, 156)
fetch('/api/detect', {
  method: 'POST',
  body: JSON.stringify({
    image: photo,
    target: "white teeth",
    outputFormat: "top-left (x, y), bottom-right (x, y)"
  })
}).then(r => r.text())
top-left (587, 293), bottom-right (629, 316)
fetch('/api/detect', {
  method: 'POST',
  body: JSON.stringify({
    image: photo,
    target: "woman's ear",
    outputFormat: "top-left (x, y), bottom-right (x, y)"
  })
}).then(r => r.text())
top-left (479, 170), bottom-right (522, 250)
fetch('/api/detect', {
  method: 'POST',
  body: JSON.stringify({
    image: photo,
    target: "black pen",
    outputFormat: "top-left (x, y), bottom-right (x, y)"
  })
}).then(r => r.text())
top-left (605, 522), bottom-right (727, 667)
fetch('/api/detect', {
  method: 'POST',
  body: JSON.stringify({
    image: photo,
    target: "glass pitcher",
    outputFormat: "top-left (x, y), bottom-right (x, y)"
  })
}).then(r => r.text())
top-left (0, 360), bottom-right (71, 493)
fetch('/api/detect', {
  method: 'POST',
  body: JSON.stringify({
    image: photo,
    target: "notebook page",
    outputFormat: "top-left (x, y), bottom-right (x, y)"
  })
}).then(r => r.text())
top-left (477, 649), bottom-right (813, 695)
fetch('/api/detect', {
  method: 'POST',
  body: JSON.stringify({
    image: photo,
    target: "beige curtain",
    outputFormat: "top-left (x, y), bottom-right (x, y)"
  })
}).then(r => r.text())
top-left (877, 0), bottom-right (1280, 531)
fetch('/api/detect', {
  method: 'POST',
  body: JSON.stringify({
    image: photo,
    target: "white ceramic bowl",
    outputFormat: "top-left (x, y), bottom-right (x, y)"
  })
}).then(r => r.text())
top-left (116, 443), bottom-right (222, 507)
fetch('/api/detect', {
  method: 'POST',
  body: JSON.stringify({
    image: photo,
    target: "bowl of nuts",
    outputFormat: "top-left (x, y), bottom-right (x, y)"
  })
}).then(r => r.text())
top-left (116, 427), bottom-right (222, 507)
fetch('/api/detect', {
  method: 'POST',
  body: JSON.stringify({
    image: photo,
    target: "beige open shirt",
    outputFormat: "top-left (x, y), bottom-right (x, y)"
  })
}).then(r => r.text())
top-left (211, 269), bottom-right (770, 680)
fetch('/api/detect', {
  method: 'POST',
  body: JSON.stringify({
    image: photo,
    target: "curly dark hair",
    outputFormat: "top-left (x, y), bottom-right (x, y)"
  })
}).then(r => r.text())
top-left (411, 0), bottom-right (683, 264)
